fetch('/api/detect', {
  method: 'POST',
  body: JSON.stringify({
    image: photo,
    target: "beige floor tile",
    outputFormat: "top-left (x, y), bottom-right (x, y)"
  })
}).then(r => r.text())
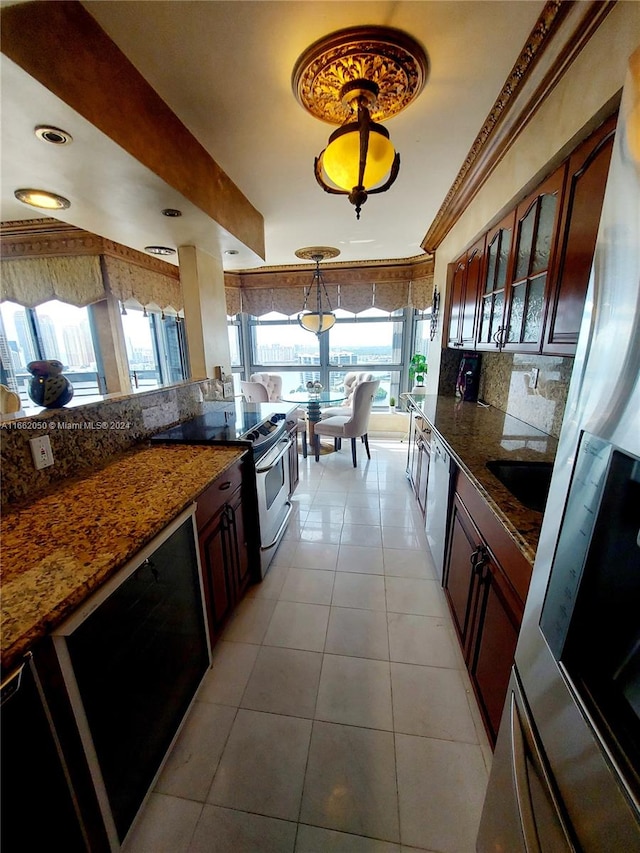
top-left (292, 541), bottom-right (340, 570)
top-left (299, 523), bottom-right (343, 544)
top-left (123, 793), bottom-right (202, 853)
top-left (295, 824), bottom-right (401, 851)
top-left (263, 600), bottom-right (330, 651)
top-left (316, 654), bottom-right (393, 729)
top-left (396, 734), bottom-right (487, 853)
top-left (336, 544), bottom-right (384, 574)
top-left (155, 702), bottom-right (236, 801)
top-left (207, 709), bottom-right (312, 821)
top-left (331, 572), bottom-right (387, 611)
top-left (382, 549), bottom-right (434, 579)
top-left (325, 607), bottom-right (390, 661)
top-left (382, 528), bottom-right (426, 550)
top-left (189, 805), bottom-right (296, 853)
top-left (198, 641), bottom-right (260, 706)
top-left (342, 506), bottom-right (382, 526)
top-left (280, 567), bottom-right (336, 604)
top-left (384, 576), bottom-right (448, 617)
top-left (340, 523), bottom-right (383, 547)
top-left (246, 564), bottom-right (288, 599)
top-left (221, 597), bottom-right (276, 644)
top-left (300, 721), bottom-right (399, 842)
top-left (387, 613), bottom-right (461, 669)
top-left (390, 662), bottom-right (478, 742)
top-left (240, 646), bottom-right (322, 718)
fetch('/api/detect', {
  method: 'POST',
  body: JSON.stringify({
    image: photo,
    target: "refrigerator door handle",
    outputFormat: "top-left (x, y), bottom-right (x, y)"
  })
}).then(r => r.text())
top-left (510, 691), bottom-right (542, 853)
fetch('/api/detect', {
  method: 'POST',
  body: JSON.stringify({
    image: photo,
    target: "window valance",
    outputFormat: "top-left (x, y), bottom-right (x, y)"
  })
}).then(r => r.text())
top-left (0, 255), bottom-right (105, 307)
top-left (102, 255), bottom-right (183, 313)
top-left (225, 276), bottom-right (432, 317)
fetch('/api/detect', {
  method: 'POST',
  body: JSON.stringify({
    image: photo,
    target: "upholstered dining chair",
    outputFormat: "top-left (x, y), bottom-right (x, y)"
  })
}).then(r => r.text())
top-left (313, 379), bottom-right (379, 467)
top-left (240, 380), bottom-right (269, 402)
top-left (320, 371), bottom-right (375, 419)
top-left (249, 372), bottom-right (282, 401)
top-left (247, 373), bottom-right (308, 458)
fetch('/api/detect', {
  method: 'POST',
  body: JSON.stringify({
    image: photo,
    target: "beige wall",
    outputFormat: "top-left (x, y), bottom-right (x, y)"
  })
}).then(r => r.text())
top-left (426, 4), bottom-right (640, 394)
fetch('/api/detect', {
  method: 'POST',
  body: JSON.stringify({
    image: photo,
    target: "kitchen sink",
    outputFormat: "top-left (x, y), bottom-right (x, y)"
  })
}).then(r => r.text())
top-left (486, 460), bottom-right (554, 513)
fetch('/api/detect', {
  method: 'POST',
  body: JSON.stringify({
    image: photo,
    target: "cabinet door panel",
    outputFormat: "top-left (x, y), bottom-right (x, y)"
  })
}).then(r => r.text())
top-left (229, 486), bottom-right (252, 596)
top-left (470, 568), bottom-right (521, 745)
top-left (446, 257), bottom-right (467, 347)
top-left (462, 240), bottom-right (484, 345)
top-left (199, 506), bottom-right (234, 641)
top-left (477, 212), bottom-right (515, 349)
top-left (544, 114), bottom-right (616, 354)
top-left (444, 495), bottom-right (481, 655)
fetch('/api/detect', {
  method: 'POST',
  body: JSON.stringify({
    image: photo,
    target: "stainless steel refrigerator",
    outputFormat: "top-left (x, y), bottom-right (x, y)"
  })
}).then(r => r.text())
top-left (477, 48), bottom-right (640, 851)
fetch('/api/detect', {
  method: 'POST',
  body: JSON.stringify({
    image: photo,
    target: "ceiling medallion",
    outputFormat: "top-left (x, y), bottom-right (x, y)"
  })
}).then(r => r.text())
top-left (292, 26), bottom-right (428, 126)
top-left (292, 27), bottom-right (428, 219)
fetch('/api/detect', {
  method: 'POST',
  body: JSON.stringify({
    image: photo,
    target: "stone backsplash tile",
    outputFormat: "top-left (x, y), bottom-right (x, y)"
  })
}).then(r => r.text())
top-left (479, 351), bottom-right (572, 437)
top-left (0, 381), bottom-right (210, 507)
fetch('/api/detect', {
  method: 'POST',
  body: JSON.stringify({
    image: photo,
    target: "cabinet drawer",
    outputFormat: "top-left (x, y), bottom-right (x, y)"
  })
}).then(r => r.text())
top-left (196, 461), bottom-right (243, 530)
top-left (455, 468), bottom-right (532, 604)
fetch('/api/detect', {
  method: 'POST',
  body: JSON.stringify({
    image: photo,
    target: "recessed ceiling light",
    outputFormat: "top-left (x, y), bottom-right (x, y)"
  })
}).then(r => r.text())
top-left (144, 245), bottom-right (176, 256)
top-left (161, 208), bottom-right (182, 217)
top-left (34, 125), bottom-right (73, 145)
top-left (14, 188), bottom-right (70, 210)
top-left (225, 249), bottom-right (239, 255)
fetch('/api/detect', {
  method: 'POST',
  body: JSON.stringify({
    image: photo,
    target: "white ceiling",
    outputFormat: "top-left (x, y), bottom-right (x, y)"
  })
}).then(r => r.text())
top-left (1, 0), bottom-right (545, 271)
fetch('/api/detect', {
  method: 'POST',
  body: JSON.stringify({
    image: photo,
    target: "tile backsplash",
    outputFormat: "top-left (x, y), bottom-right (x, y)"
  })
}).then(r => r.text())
top-left (0, 381), bottom-right (211, 507)
top-left (478, 351), bottom-right (573, 438)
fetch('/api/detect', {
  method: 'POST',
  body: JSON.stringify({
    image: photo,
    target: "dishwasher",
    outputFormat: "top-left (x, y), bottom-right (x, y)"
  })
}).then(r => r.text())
top-left (425, 432), bottom-right (454, 583)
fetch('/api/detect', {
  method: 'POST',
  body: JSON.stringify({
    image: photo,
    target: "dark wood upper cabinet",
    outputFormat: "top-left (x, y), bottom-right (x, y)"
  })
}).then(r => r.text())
top-left (446, 112), bottom-right (617, 357)
top-left (543, 114), bottom-right (617, 355)
top-left (476, 211), bottom-right (516, 350)
top-left (502, 166), bottom-right (566, 352)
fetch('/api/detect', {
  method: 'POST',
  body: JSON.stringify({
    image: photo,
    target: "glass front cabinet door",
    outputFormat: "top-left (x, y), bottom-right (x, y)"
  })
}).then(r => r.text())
top-left (477, 211), bottom-right (516, 349)
top-left (501, 166), bottom-right (566, 352)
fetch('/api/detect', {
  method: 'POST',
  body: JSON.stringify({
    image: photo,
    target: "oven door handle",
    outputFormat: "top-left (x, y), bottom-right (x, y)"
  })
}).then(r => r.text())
top-left (260, 501), bottom-right (293, 552)
top-left (255, 437), bottom-right (292, 473)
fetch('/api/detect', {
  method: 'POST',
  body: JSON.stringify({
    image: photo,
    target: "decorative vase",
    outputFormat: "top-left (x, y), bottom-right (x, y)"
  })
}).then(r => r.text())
top-left (27, 360), bottom-right (74, 408)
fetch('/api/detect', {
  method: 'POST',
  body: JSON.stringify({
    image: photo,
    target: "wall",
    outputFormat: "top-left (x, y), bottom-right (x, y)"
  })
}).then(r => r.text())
top-left (426, 5), bottom-right (639, 430)
top-left (0, 381), bottom-right (212, 507)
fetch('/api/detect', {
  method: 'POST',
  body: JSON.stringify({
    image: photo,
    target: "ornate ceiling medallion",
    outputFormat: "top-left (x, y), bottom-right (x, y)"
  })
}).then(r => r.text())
top-left (292, 26), bottom-right (429, 126)
top-left (294, 246), bottom-right (341, 262)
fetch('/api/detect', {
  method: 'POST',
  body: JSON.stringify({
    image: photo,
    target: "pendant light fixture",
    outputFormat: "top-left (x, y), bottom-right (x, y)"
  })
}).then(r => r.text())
top-left (293, 26), bottom-right (428, 219)
top-left (296, 246), bottom-right (339, 336)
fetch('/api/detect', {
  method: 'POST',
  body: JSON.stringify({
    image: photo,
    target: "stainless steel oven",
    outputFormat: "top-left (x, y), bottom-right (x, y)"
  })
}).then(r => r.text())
top-left (254, 433), bottom-right (293, 576)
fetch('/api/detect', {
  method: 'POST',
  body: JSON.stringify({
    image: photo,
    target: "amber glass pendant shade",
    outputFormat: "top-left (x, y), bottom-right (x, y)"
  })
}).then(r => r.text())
top-left (322, 121), bottom-right (396, 191)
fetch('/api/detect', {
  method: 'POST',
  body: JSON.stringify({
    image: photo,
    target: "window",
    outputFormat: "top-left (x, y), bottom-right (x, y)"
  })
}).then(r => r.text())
top-left (0, 299), bottom-right (101, 411)
top-left (121, 307), bottom-right (187, 391)
top-left (412, 309), bottom-right (432, 361)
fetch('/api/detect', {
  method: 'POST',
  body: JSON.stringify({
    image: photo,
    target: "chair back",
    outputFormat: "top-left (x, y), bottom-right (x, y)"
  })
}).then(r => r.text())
top-left (241, 380), bottom-right (269, 402)
top-left (250, 372), bottom-right (282, 401)
top-left (343, 379), bottom-right (379, 437)
top-left (341, 371), bottom-right (374, 408)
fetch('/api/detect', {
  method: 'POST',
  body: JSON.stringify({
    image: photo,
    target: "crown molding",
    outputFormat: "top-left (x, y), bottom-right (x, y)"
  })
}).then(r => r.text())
top-left (421, 0), bottom-right (616, 253)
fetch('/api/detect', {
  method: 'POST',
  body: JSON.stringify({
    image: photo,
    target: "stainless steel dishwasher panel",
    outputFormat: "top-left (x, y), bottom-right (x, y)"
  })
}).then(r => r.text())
top-left (425, 432), bottom-right (454, 582)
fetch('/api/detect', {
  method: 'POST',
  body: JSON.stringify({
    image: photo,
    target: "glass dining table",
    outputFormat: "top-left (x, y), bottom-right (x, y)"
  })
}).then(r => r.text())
top-left (280, 391), bottom-right (347, 449)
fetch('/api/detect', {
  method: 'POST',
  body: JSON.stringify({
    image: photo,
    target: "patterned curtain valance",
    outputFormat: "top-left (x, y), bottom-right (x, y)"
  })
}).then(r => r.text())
top-left (409, 276), bottom-right (435, 311)
top-left (102, 255), bottom-right (183, 312)
top-left (374, 281), bottom-right (410, 313)
top-left (225, 286), bottom-right (242, 317)
top-left (338, 282), bottom-right (374, 314)
top-left (0, 255), bottom-right (105, 307)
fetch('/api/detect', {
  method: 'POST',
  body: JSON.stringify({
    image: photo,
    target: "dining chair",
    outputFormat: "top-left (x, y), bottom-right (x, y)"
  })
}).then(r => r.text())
top-left (247, 373), bottom-right (308, 457)
top-left (313, 379), bottom-right (380, 466)
top-left (320, 371), bottom-right (375, 419)
top-left (249, 372), bottom-right (282, 401)
top-left (240, 380), bottom-right (269, 402)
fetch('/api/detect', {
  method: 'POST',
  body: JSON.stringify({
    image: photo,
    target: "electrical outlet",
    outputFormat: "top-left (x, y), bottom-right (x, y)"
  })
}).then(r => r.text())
top-left (29, 435), bottom-right (54, 469)
top-left (529, 368), bottom-right (540, 390)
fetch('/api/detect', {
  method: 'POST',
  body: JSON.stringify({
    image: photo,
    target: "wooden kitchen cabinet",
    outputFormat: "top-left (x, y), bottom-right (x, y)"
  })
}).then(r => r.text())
top-left (476, 210), bottom-right (516, 350)
top-left (446, 235), bottom-right (485, 349)
top-left (196, 456), bottom-right (259, 644)
top-left (443, 469), bottom-right (528, 746)
top-left (501, 166), bottom-right (566, 352)
top-left (543, 114), bottom-right (617, 355)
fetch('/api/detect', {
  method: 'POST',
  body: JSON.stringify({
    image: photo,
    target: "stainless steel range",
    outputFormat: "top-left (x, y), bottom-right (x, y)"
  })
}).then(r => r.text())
top-left (151, 401), bottom-right (296, 576)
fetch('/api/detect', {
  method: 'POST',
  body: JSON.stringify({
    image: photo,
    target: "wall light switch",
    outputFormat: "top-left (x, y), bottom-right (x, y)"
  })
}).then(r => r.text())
top-left (30, 435), bottom-right (54, 469)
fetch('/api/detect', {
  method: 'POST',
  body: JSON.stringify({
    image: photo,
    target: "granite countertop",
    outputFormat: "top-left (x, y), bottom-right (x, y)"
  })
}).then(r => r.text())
top-left (408, 395), bottom-right (558, 563)
top-left (1, 444), bottom-right (245, 674)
